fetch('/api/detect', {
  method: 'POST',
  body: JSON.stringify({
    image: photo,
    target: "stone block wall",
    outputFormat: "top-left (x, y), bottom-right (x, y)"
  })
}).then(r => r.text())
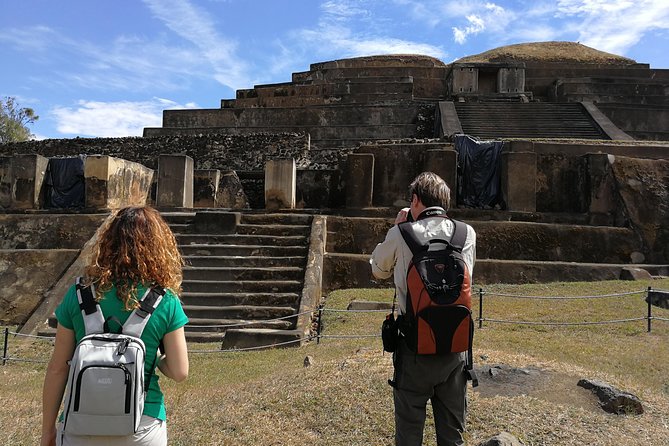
top-left (0, 214), bottom-right (107, 249)
top-left (610, 156), bottom-right (669, 263)
top-left (84, 155), bottom-right (154, 209)
top-left (0, 133), bottom-right (311, 172)
top-left (536, 154), bottom-right (588, 213)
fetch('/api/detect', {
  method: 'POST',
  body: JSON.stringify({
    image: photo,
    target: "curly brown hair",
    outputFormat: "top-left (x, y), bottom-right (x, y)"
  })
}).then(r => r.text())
top-left (84, 206), bottom-right (184, 310)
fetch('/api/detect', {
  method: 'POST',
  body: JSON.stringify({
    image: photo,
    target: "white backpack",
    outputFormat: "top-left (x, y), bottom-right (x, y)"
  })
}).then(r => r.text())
top-left (62, 277), bottom-right (165, 436)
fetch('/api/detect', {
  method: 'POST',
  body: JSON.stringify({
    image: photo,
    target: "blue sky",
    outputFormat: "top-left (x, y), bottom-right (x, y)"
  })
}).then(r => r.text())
top-left (2, 0), bottom-right (668, 139)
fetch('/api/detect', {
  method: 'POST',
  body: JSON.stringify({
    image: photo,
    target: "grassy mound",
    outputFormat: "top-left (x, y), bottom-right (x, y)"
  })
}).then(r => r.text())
top-left (456, 41), bottom-right (637, 65)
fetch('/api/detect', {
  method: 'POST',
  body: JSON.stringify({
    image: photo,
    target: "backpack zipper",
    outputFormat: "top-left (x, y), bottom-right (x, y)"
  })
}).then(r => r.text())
top-left (73, 364), bottom-right (133, 413)
top-left (118, 362), bottom-right (132, 413)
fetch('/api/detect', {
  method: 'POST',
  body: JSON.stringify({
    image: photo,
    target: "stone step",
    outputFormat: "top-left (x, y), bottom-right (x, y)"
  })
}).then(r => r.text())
top-left (182, 280), bottom-right (303, 293)
top-left (184, 255), bottom-right (306, 268)
top-left (183, 304), bottom-right (296, 320)
top-left (326, 217), bottom-right (644, 263)
top-left (556, 80), bottom-right (669, 96)
top-left (455, 102), bottom-right (588, 111)
top-left (472, 221), bottom-right (641, 263)
top-left (237, 77), bottom-right (414, 98)
top-left (460, 129), bottom-right (605, 139)
top-left (231, 92), bottom-right (415, 108)
top-left (247, 76), bottom-right (414, 94)
top-left (291, 66), bottom-right (448, 98)
top-left (559, 93), bottom-right (669, 106)
top-left (293, 66), bottom-right (447, 82)
top-left (240, 213), bottom-right (313, 225)
top-left (146, 123), bottom-right (418, 140)
top-left (236, 223), bottom-right (311, 236)
top-left (176, 233), bottom-right (308, 246)
top-left (182, 266), bottom-right (304, 281)
top-left (185, 317), bottom-right (293, 332)
top-left (221, 328), bottom-right (305, 350)
top-left (160, 104), bottom-right (421, 128)
top-left (183, 332), bottom-right (226, 343)
top-left (178, 244), bottom-right (308, 257)
top-left (525, 66), bottom-right (668, 80)
top-left (460, 129), bottom-right (604, 138)
top-left (475, 259), bottom-right (669, 284)
top-left (168, 223), bottom-right (192, 233)
top-left (454, 102), bottom-right (607, 140)
top-left (160, 212), bottom-right (196, 225)
top-left (181, 292), bottom-right (301, 307)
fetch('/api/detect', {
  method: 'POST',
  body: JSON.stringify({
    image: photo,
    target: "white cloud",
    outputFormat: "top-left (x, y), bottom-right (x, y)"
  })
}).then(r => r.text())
top-left (51, 99), bottom-right (198, 137)
top-left (555, 0), bottom-right (669, 54)
top-left (0, 25), bottom-right (211, 93)
top-left (1, 1), bottom-right (250, 94)
top-left (452, 14), bottom-right (487, 44)
top-left (289, 1), bottom-right (447, 61)
top-left (0, 25), bottom-right (56, 52)
top-left (321, 0), bottom-right (370, 19)
top-left (141, 0), bottom-right (250, 90)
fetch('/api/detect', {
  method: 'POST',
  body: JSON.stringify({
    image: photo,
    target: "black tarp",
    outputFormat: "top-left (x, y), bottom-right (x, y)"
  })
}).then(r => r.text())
top-left (45, 157), bottom-right (85, 208)
top-left (455, 134), bottom-right (504, 209)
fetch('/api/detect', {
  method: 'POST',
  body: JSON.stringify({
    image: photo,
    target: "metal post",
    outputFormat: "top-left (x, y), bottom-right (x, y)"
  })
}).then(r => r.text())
top-left (478, 288), bottom-right (484, 329)
top-left (646, 287), bottom-right (653, 333)
top-left (2, 327), bottom-right (8, 366)
top-left (316, 305), bottom-right (324, 344)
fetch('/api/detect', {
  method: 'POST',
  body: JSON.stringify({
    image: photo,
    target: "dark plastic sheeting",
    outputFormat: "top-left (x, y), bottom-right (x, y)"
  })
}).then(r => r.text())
top-left (455, 135), bottom-right (504, 209)
top-left (45, 157), bottom-right (85, 208)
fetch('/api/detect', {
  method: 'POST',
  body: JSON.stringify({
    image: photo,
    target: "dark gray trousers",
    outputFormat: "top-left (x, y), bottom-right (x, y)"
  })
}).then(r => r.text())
top-left (393, 340), bottom-right (468, 446)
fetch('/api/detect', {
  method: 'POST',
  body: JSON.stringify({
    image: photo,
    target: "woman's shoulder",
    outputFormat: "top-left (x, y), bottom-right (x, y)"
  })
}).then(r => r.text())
top-left (156, 287), bottom-right (184, 310)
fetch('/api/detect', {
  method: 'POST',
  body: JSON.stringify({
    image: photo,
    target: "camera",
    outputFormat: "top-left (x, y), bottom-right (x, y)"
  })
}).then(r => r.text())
top-left (381, 313), bottom-right (399, 352)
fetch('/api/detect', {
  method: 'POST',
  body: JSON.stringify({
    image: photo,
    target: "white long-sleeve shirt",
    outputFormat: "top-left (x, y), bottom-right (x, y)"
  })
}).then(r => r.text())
top-left (370, 209), bottom-right (476, 315)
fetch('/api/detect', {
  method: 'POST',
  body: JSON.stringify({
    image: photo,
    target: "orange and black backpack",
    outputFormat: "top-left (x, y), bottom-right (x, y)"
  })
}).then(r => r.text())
top-left (398, 216), bottom-right (477, 383)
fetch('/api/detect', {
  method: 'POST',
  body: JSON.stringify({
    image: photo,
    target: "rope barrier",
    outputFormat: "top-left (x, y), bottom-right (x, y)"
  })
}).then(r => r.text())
top-left (481, 317), bottom-right (647, 326)
top-left (322, 308), bottom-right (390, 313)
top-left (189, 336), bottom-right (314, 353)
top-left (484, 290), bottom-right (645, 300)
top-left (1, 357), bottom-right (48, 364)
top-left (186, 309), bottom-right (315, 329)
top-left (7, 331), bottom-right (55, 341)
top-left (0, 287), bottom-right (664, 364)
top-left (319, 334), bottom-right (380, 339)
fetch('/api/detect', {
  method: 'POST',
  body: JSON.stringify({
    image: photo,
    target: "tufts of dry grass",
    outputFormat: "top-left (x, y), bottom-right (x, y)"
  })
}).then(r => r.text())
top-left (2, 279), bottom-right (669, 445)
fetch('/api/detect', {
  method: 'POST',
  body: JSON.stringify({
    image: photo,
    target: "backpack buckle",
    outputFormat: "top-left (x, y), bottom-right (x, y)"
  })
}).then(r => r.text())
top-left (135, 299), bottom-right (155, 319)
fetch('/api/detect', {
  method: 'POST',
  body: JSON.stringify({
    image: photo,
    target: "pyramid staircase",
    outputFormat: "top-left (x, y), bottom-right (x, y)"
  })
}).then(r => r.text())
top-left (454, 102), bottom-right (609, 140)
top-left (37, 212), bottom-right (314, 347)
top-left (164, 212), bottom-right (314, 346)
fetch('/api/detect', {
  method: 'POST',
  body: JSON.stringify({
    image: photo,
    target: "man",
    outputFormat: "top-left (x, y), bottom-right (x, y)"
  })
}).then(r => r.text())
top-left (370, 172), bottom-right (476, 446)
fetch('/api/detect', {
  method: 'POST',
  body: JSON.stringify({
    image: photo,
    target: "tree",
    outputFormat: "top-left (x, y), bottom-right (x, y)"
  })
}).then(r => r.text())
top-left (0, 96), bottom-right (39, 143)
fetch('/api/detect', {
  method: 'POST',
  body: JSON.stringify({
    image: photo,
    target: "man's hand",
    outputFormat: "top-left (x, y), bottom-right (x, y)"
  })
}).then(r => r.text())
top-left (395, 207), bottom-right (410, 225)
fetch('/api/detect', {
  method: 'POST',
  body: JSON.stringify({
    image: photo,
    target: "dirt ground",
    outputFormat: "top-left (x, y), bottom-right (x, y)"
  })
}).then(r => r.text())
top-left (474, 363), bottom-right (605, 413)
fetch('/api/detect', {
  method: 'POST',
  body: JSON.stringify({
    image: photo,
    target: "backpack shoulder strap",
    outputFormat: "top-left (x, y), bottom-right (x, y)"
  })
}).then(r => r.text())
top-left (449, 219), bottom-right (467, 251)
top-left (75, 277), bottom-right (104, 335)
top-left (122, 286), bottom-right (166, 338)
top-left (398, 222), bottom-right (426, 256)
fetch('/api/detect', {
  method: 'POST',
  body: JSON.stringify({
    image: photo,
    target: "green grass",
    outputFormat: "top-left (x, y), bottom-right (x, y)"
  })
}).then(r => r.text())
top-left (2, 279), bottom-right (669, 445)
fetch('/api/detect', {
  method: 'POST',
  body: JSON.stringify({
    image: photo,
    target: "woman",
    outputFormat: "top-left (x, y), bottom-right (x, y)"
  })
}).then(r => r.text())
top-left (41, 206), bottom-right (189, 446)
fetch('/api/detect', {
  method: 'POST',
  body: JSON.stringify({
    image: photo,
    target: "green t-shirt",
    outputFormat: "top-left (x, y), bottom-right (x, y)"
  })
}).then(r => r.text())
top-left (55, 283), bottom-right (189, 421)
